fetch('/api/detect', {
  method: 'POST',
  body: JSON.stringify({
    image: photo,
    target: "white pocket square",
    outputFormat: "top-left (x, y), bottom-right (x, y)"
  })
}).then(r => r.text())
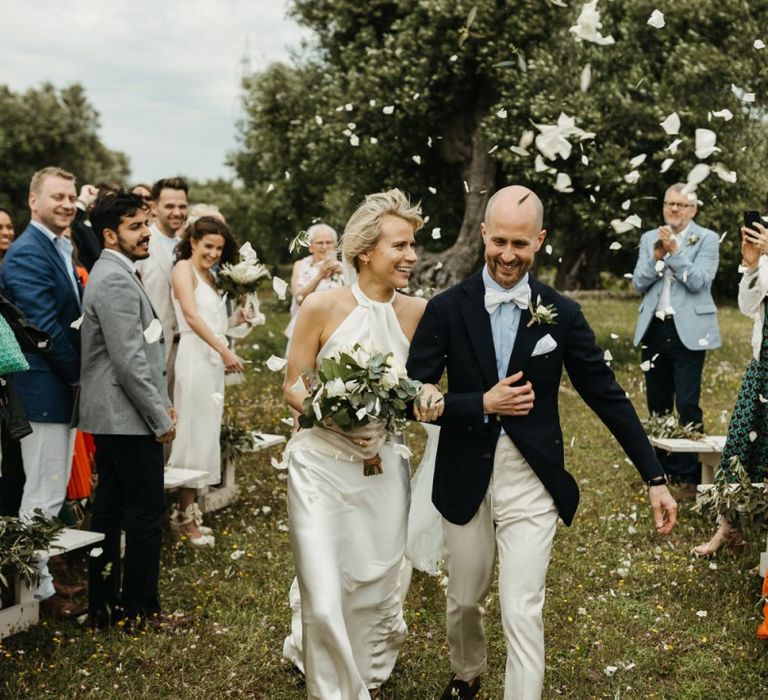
top-left (531, 333), bottom-right (557, 357)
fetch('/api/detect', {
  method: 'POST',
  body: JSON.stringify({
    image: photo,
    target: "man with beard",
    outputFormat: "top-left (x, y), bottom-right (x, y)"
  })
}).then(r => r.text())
top-left (408, 185), bottom-right (678, 700)
top-left (632, 184), bottom-right (721, 495)
top-left (80, 192), bottom-right (178, 629)
top-left (0, 166), bottom-right (84, 618)
top-left (135, 177), bottom-right (188, 399)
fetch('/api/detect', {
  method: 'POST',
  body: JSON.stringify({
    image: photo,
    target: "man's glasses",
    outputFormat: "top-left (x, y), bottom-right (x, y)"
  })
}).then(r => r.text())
top-left (663, 201), bottom-right (694, 209)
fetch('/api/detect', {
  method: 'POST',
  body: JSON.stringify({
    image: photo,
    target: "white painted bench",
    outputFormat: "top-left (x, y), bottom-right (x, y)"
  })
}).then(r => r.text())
top-left (197, 432), bottom-right (286, 512)
top-left (648, 435), bottom-right (726, 484)
top-left (0, 528), bottom-right (104, 639)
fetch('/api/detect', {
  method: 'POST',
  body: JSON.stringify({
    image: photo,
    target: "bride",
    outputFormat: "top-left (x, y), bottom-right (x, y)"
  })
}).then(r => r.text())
top-left (281, 189), bottom-right (443, 699)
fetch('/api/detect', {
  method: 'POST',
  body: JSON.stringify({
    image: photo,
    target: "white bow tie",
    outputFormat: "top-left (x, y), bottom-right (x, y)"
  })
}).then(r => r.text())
top-left (484, 284), bottom-right (531, 314)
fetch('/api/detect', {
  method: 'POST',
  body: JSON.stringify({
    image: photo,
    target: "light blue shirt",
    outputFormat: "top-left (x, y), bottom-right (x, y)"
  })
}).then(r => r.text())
top-left (30, 220), bottom-right (81, 307)
top-left (482, 266), bottom-right (528, 380)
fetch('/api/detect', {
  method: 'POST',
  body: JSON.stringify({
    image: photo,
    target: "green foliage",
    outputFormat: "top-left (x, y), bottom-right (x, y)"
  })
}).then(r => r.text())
top-left (233, 0), bottom-right (768, 292)
top-left (0, 83), bottom-right (129, 226)
top-left (642, 411), bottom-right (705, 440)
top-left (694, 456), bottom-right (768, 533)
top-left (0, 511), bottom-right (65, 590)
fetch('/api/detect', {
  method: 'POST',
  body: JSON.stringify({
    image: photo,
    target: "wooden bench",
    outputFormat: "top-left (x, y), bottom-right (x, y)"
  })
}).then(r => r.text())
top-left (197, 432), bottom-right (286, 512)
top-left (0, 528), bottom-right (104, 639)
top-left (648, 435), bottom-right (726, 484)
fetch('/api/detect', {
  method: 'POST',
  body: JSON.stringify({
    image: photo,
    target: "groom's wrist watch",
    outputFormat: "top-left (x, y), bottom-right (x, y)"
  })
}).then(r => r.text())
top-left (647, 474), bottom-right (668, 487)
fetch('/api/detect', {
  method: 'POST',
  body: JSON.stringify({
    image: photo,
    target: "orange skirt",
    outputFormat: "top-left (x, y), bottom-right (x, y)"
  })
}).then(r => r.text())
top-left (66, 431), bottom-right (94, 500)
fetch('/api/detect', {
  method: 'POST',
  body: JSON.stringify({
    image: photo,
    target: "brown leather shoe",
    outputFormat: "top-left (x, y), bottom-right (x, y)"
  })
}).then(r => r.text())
top-left (440, 675), bottom-right (481, 699)
top-left (40, 594), bottom-right (88, 620)
top-left (53, 580), bottom-right (87, 599)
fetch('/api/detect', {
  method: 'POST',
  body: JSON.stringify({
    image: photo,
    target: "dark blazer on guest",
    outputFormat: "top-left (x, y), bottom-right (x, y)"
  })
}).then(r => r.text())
top-left (406, 270), bottom-right (664, 527)
top-left (0, 223), bottom-right (82, 423)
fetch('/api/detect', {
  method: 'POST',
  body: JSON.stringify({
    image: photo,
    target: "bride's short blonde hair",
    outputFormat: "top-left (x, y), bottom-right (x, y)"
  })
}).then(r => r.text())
top-left (341, 189), bottom-right (423, 271)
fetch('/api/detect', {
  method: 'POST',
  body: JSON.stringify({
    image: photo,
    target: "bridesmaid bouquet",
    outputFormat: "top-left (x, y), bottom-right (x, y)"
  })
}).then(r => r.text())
top-left (299, 343), bottom-right (422, 475)
top-left (217, 242), bottom-right (270, 299)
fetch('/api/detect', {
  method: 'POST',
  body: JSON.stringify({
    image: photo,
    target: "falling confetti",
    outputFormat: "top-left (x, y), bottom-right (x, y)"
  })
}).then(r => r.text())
top-left (266, 355), bottom-right (287, 372)
top-left (660, 112), bottom-right (681, 135)
top-left (272, 276), bottom-right (288, 300)
top-left (647, 9), bottom-right (665, 28)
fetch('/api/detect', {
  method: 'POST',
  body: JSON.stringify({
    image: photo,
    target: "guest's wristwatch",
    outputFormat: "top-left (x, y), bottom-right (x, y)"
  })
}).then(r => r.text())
top-left (647, 474), bottom-right (669, 487)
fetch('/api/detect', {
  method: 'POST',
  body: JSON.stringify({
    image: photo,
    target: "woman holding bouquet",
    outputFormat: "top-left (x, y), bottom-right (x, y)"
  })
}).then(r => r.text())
top-left (281, 190), bottom-right (443, 699)
top-left (168, 216), bottom-right (249, 546)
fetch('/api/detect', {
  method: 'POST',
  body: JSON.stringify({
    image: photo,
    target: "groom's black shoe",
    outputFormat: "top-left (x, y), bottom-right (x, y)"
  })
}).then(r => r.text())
top-left (440, 675), bottom-right (481, 699)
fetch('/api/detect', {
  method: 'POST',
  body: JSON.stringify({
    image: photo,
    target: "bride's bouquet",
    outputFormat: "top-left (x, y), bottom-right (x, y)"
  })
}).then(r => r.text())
top-left (299, 343), bottom-right (422, 476)
top-left (218, 241), bottom-right (269, 337)
top-left (217, 241), bottom-right (270, 299)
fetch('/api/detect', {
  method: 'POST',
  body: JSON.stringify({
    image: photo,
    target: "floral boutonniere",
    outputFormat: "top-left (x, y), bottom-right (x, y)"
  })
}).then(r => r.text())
top-left (687, 233), bottom-right (700, 246)
top-left (527, 295), bottom-right (558, 327)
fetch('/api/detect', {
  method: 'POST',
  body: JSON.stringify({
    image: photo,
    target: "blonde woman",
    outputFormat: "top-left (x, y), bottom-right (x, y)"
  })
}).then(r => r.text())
top-left (281, 190), bottom-right (442, 699)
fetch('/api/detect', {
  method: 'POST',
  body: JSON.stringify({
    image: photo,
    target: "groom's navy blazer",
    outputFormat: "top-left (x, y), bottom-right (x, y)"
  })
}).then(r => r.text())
top-left (406, 270), bottom-right (664, 526)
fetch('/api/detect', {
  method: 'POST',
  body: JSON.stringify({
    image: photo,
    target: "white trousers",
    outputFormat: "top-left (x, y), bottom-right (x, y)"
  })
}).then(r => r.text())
top-left (20, 423), bottom-right (76, 600)
top-left (443, 436), bottom-right (558, 700)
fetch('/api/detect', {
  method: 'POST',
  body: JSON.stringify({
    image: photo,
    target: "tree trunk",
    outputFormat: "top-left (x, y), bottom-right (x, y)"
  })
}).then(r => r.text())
top-left (412, 89), bottom-right (497, 292)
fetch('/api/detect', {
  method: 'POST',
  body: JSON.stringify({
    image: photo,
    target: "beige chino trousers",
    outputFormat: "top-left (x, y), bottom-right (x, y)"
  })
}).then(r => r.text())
top-left (443, 436), bottom-right (558, 700)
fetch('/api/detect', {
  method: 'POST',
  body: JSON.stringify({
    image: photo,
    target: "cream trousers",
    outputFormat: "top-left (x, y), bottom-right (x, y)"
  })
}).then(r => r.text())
top-left (443, 436), bottom-right (558, 700)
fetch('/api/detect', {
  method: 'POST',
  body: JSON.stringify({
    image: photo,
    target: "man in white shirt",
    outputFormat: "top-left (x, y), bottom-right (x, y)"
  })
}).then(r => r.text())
top-left (135, 177), bottom-right (189, 400)
top-left (0, 166), bottom-right (85, 618)
top-left (632, 184), bottom-right (721, 491)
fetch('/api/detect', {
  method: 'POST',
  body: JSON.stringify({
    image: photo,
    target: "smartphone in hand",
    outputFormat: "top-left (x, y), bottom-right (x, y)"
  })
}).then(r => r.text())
top-left (744, 210), bottom-right (762, 233)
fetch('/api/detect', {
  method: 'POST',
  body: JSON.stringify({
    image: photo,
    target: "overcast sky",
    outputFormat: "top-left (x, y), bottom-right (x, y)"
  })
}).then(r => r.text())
top-left (0, 0), bottom-right (310, 183)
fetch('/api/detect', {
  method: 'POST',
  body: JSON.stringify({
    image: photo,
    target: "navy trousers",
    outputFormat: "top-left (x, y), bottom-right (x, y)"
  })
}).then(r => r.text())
top-left (88, 434), bottom-right (165, 621)
top-left (642, 318), bottom-right (706, 484)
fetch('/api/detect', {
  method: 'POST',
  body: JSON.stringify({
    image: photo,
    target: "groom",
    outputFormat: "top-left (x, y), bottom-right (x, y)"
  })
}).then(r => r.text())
top-left (407, 185), bottom-right (678, 700)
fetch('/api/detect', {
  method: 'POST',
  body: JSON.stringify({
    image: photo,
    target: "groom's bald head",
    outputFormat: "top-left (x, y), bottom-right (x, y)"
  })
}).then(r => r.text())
top-left (481, 185), bottom-right (546, 289)
top-left (484, 186), bottom-right (544, 231)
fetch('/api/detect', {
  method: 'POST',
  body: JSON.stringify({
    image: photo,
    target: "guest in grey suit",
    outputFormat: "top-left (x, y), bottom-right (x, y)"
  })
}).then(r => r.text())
top-left (632, 183), bottom-right (721, 488)
top-left (79, 191), bottom-right (177, 628)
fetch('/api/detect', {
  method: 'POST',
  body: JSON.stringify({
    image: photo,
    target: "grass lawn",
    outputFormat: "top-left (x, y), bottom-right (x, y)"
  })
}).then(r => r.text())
top-left (2, 295), bottom-right (767, 699)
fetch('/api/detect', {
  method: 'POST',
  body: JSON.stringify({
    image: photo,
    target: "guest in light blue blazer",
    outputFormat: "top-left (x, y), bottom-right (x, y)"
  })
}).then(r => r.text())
top-left (632, 183), bottom-right (721, 488)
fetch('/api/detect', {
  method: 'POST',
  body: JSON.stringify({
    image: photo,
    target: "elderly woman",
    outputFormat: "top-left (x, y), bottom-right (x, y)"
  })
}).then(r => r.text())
top-left (694, 217), bottom-right (768, 556)
top-left (284, 224), bottom-right (344, 338)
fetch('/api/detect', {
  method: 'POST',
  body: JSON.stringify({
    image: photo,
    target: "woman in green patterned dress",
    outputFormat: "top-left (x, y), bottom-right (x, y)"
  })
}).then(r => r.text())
top-left (694, 218), bottom-right (768, 556)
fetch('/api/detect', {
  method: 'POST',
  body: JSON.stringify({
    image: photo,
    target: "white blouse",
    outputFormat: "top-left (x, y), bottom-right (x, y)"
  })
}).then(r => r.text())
top-left (738, 254), bottom-right (768, 360)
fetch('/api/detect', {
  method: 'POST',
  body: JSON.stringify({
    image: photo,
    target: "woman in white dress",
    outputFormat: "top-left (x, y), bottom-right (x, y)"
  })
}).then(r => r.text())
top-left (285, 224), bottom-right (344, 339)
top-left (168, 216), bottom-right (248, 546)
top-left (282, 190), bottom-right (443, 699)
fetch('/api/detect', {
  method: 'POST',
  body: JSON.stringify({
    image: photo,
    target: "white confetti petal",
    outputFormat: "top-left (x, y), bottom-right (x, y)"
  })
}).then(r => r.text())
top-left (89, 547), bottom-right (103, 558)
top-left (496, 108), bottom-right (508, 118)
top-left (624, 170), bottom-right (640, 184)
top-left (712, 162), bottom-right (737, 183)
top-left (271, 456), bottom-right (287, 470)
top-left (754, 39), bottom-right (766, 50)
top-left (569, 1), bottom-right (616, 45)
top-left (604, 665), bottom-right (619, 677)
top-left (581, 154), bottom-right (589, 165)
top-left (660, 157), bottom-right (674, 173)
top-left (621, 199), bottom-right (631, 211)
top-left (266, 183), bottom-right (275, 194)
top-left (554, 172), bottom-right (574, 193)
top-left (666, 138), bottom-right (682, 154)
top-left (749, 431), bottom-right (758, 442)
top-left (70, 315), bottom-right (83, 330)
top-left (654, 260), bottom-right (665, 273)
top-left (640, 360), bottom-right (652, 372)
top-left (712, 108), bottom-right (733, 121)
top-left (682, 163), bottom-right (711, 194)
top-left (580, 63), bottom-right (592, 92)
top-left (272, 276), bottom-right (288, 300)
top-left (290, 376), bottom-right (305, 393)
top-left (604, 349), bottom-right (614, 361)
top-left (629, 153), bottom-right (647, 168)
top-left (230, 550), bottom-right (245, 561)
top-left (266, 355), bottom-right (287, 372)
top-left (382, 105), bottom-right (395, 115)
top-left (314, 115), bottom-right (323, 125)
top-left (349, 134), bottom-right (360, 147)
top-left (431, 227), bottom-right (442, 239)
top-left (370, 137), bottom-right (378, 145)
top-left (545, 244), bottom-right (553, 255)
top-left (744, 92), bottom-right (756, 103)
top-left (695, 610), bottom-right (708, 618)
top-left (694, 128), bottom-right (719, 159)
top-left (647, 9), bottom-right (665, 29)
top-left (660, 112), bottom-right (681, 135)
top-left (143, 318), bottom-right (163, 344)
top-left (698, 337), bottom-right (709, 347)
top-left (609, 241), bottom-right (622, 250)
top-left (345, 103), bottom-right (353, 111)
top-left (393, 443), bottom-right (413, 459)
top-left (626, 214), bottom-right (642, 228)
top-left (212, 392), bottom-right (224, 405)
top-left (428, 186), bottom-right (437, 194)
